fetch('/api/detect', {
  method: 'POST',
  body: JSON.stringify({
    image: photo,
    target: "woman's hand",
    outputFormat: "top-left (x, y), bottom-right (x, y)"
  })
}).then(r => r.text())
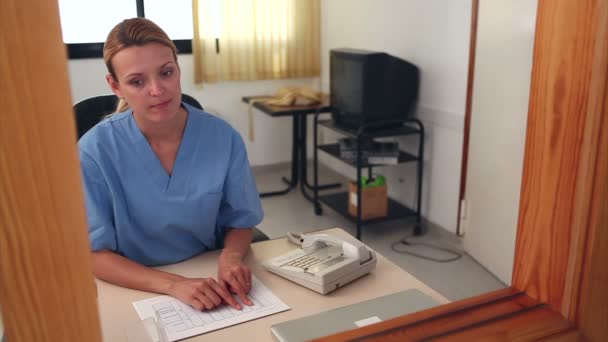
top-left (218, 251), bottom-right (254, 306)
top-left (167, 277), bottom-right (242, 311)
top-left (90, 250), bottom-right (245, 311)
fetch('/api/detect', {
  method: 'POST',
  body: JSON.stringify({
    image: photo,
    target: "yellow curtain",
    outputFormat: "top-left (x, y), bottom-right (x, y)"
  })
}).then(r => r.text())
top-left (192, 0), bottom-right (320, 83)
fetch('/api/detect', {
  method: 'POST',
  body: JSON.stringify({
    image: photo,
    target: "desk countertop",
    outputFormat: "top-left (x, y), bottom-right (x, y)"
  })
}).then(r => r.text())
top-left (96, 228), bottom-right (448, 341)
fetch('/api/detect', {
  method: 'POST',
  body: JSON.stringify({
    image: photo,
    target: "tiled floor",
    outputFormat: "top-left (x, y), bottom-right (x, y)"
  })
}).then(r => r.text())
top-left (253, 162), bottom-right (506, 302)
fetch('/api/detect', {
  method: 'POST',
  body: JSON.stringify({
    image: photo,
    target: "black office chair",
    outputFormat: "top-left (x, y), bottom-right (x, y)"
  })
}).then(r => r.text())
top-left (73, 94), bottom-right (203, 139)
top-left (73, 94), bottom-right (270, 243)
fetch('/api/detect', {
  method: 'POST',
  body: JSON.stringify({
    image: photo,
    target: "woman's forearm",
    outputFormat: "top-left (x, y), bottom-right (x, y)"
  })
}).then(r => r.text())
top-left (92, 250), bottom-right (184, 294)
top-left (221, 228), bottom-right (253, 260)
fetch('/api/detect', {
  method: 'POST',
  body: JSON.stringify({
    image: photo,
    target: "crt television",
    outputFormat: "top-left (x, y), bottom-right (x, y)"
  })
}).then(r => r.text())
top-left (330, 48), bottom-right (420, 130)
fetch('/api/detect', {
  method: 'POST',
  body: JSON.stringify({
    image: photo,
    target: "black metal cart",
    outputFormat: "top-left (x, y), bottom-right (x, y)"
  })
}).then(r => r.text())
top-left (312, 112), bottom-right (425, 240)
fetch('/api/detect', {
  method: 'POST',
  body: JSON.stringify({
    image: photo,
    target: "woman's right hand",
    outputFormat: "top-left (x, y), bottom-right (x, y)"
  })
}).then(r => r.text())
top-left (167, 277), bottom-right (242, 311)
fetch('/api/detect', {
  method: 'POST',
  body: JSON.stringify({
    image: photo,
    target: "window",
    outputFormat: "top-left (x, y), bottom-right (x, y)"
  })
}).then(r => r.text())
top-left (58, 0), bottom-right (138, 44)
top-left (144, 0), bottom-right (194, 41)
top-left (192, 0), bottom-right (320, 83)
top-left (58, 0), bottom-right (193, 58)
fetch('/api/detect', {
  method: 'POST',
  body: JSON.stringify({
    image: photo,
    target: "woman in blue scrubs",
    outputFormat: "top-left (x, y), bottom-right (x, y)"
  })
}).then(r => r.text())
top-left (78, 18), bottom-right (263, 312)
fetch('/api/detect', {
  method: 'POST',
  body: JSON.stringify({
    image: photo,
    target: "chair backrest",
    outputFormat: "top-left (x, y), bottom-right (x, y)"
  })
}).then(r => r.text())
top-left (73, 94), bottom-right (203, 139)
top-left (182, 94), bottom-right (203, 110)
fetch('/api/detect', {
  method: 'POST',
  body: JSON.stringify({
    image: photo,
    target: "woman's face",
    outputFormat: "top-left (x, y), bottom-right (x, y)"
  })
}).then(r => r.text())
top-left (106, 43), bottom-right (182, 124)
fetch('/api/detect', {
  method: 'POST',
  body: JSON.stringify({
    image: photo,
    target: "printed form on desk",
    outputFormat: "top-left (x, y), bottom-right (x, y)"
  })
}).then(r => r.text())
top-left (133, 275), bottom-right (290, 341)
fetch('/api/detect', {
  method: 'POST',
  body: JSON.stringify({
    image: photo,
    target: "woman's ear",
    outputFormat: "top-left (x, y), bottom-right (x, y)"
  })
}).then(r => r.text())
top-left (105, 74), bottom-right (123, 99)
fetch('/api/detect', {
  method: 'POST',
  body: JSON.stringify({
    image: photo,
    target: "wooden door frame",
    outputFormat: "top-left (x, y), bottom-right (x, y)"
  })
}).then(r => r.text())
top-left (457, 0), bottom-right (479, 237)
top-left (0, 0), bottom-right (102, 341)
top-left (1, 0), bottom-right (606, 341)
top-left (513, 1), bottom-right (607, 338)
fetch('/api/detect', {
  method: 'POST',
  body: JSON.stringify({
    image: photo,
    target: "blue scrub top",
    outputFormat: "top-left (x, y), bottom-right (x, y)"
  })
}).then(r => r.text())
top-left (78, 103), bottom-right (263, 266)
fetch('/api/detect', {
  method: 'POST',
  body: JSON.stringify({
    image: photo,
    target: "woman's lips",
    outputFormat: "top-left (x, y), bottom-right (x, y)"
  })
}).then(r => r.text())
top-left (151, 99), bottom-right (171, 108)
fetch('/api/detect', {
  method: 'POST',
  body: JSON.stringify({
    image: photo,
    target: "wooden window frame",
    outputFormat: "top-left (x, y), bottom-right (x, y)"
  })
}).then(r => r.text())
top-left (0, 0), bottom-right (606, 340)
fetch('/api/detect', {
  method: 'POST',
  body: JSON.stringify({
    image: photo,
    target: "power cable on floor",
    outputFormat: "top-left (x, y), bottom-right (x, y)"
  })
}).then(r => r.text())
top-left (391, 234), bottom-right (463, 263)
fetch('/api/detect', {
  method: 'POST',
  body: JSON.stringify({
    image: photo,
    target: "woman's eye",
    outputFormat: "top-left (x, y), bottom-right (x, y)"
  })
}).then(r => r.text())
top-left (129, 79), bottom-right (144, 87)
top-left (161, 69), bottom-right (173, 77)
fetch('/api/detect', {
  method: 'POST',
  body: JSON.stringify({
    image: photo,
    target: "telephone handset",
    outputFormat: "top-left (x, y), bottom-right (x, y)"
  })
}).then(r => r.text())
top-left (265, 86), bottom-right (324, 107)
top-left (263, 232), bottom-right (377, 294)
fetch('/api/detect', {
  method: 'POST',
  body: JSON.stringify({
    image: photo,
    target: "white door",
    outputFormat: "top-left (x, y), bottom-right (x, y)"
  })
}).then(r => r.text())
top-left (463, 0), bottom-right (538, 284)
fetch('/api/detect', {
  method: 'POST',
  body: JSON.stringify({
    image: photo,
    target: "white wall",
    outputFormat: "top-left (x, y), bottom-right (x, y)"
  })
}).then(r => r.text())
top-left (67, 55), bottom-right (316, 166)
top-left (463, 0), bottom-right (538, 284)
top-left (320, 0), bottom-right (472, 233)
top-left (67, 0), bottom-right (472, 233)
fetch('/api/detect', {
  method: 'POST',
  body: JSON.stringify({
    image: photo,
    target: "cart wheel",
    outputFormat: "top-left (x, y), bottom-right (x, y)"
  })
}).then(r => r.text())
top-left (315, 205), bottom-right (323, 215)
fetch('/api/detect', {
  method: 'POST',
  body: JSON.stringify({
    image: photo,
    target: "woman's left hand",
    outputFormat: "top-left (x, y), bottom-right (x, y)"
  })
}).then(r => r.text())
top-left (218, 251), bottom-right (254, 306)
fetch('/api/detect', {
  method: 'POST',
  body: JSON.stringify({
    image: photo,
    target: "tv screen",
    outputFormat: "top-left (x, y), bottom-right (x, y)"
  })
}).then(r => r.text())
top-left (330, 48), bottom-right (420, 130)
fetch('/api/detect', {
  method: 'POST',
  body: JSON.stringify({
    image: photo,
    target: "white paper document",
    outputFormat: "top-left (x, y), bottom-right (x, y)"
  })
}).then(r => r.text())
top-left (133, 275), bottom-right (290, 341)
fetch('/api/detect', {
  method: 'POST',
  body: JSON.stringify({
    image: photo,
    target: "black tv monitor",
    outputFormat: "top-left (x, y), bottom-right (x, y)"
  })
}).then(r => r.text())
top-left (330, 48), bottom-right (420, 130)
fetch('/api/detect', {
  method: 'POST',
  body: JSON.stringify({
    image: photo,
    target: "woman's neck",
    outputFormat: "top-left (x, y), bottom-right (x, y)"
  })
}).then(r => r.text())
top-left (134, 106), bottom-right (188, 144)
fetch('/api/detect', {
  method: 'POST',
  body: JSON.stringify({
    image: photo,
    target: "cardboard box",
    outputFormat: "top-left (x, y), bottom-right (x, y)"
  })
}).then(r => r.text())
top-left (348, 181), bottom-right (388, 220)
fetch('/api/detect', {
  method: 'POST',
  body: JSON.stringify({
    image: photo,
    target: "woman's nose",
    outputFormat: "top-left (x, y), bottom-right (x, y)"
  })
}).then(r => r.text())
top-left (148, 78), bottom-right (164, 97)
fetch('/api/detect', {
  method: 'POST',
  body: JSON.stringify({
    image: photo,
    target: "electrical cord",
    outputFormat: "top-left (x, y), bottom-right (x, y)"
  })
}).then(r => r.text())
top-left (394, 176), bottom-right (462, 262)
top-left (391, 234), bottom-right (463, 263)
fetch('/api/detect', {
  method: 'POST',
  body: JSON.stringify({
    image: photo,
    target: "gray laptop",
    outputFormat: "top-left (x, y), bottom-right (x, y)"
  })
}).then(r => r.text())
top-left (271, 289), bottom-right (439, 342)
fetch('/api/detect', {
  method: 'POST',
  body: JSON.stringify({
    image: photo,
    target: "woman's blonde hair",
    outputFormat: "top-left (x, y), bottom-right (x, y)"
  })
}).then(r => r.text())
top-left (103, 18), bottom-right (178, 113)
